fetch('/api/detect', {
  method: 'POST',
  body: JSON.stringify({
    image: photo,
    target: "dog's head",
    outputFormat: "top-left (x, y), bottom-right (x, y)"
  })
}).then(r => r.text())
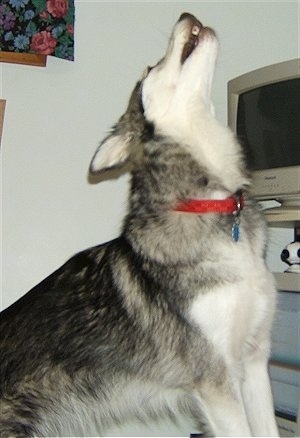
top-left (142, 13), bottom-right (218, 127)
top-left (89, 13), bottom-right (219, 176)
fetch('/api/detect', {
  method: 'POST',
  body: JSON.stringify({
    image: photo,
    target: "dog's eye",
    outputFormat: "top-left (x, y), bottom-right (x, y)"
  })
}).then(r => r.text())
top-left (197, 176), bottom-right (209, 186)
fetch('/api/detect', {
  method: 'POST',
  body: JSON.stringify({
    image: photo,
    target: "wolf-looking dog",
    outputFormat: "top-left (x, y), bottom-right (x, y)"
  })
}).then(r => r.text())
top-left (0, 13), bottom-right (279, 437)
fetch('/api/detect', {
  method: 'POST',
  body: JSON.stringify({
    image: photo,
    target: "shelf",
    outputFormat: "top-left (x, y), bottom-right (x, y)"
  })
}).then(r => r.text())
top-left (274, 272), bottom-right (300, 292)
top-left (0, 52), bottom-right (47, 67)
top-left (264, 208), bottom-right (300, 227)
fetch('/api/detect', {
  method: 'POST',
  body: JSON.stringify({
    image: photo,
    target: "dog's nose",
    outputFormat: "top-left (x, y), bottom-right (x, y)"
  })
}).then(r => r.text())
top-left (178, 12), bottom-right (202, 28)
top-left (179, 12), bottom-right (195, 22)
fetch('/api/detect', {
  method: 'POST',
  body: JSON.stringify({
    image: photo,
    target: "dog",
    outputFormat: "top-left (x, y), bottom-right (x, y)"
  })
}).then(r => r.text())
top-left (0, 13), bottom-right (279, 437)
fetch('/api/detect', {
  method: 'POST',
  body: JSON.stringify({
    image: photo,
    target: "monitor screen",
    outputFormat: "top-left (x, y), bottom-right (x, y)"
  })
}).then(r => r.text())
top-left (271, 290), bottom-right (300, 367)
top-left (237, 78), bottom-right (300, 171)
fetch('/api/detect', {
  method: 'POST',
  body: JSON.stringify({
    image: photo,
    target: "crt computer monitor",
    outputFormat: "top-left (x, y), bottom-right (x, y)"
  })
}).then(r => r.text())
top-left (228, 59), bottom-right (300, 209)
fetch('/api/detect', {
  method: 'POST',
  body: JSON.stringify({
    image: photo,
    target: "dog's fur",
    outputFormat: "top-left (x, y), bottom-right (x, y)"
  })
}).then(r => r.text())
top-left (0, 13), bottom-right (279, 437)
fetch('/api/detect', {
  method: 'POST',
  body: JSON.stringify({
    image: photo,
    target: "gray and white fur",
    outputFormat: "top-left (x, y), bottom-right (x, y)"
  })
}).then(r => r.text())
top-left (0, 13), bottom-right (278, 437)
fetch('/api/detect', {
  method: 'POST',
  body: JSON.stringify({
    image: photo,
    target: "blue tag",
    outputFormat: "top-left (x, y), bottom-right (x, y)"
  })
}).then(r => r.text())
top-left (232, 222), bottom-right (240, 242)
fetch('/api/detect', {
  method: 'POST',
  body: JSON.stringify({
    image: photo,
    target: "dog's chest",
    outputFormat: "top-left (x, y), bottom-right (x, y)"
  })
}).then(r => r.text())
top-left (186, 248), bottom-right (275, 362)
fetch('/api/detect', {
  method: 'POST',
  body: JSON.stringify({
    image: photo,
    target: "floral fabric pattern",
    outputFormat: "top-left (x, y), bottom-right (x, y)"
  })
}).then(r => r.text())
top-left (0, 0), bottom-right (75, 61)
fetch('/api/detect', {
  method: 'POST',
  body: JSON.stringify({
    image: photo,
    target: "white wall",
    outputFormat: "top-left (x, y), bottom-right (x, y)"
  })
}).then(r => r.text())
top-left (2, 1), bottom-right (298, 309)
top-left (1, 0), bottom-right (298, 299)
top-left (0, 3), bottom-right (298, 287)
top-left (0, 1), bottom-right (298, 436)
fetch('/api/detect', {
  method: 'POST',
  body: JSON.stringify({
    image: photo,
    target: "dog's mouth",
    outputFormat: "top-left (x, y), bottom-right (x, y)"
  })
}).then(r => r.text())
top-left (179, 13), bottom-right (215, 64)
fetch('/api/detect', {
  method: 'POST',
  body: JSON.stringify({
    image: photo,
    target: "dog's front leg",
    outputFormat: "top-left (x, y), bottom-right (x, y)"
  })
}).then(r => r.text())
top-left (242, 358), bottom-right (279, 437)
top-left (194, 380), bottom-right (252, 437)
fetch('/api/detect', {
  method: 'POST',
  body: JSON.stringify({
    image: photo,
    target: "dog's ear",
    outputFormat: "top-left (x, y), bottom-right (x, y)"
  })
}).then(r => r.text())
top-left (89, 80), bottom-right (144, 175)
top-left (89, 132), bottom-right (133, 175)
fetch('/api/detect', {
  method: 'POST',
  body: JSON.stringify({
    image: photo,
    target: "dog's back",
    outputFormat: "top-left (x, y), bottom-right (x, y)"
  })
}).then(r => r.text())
top-left (0, 13), bottom-right (278, 437)
top-left (1, 239), bottom-right (195, 435)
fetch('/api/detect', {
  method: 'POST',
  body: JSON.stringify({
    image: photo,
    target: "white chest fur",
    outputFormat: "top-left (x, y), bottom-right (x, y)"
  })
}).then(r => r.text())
top-left (188, 246), bottom-right (276, 364)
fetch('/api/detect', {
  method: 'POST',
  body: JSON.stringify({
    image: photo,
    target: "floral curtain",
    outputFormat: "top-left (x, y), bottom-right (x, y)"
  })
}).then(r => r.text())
top-left (0, 0), bottom-right (75, 61)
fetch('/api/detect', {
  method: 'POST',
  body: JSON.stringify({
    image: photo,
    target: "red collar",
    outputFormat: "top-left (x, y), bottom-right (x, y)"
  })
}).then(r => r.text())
top-left (174, 193), bottom-right (245, 214)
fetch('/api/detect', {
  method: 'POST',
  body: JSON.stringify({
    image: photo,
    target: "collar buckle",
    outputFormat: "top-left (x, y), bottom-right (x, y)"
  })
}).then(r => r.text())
top-left (232, 190), bottom-right (244, 242)
top-left (233, 190), bottom-right (244, 217)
